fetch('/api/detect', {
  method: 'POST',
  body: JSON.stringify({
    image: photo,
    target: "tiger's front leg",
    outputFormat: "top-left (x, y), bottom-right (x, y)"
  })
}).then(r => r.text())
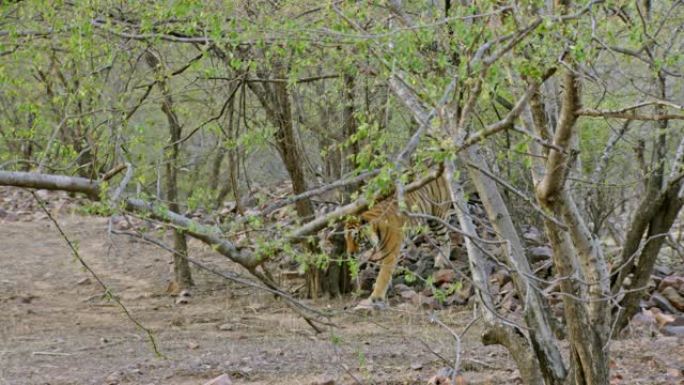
top-left (355, 222), bottom-right (401, 311)
top-left (354, 254), bottom-right (399, 310)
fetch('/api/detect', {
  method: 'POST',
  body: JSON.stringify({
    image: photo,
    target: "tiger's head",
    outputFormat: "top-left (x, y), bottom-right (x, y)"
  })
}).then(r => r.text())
top-left (344, 217), bottom-right (382, 261)
top-left (344, 217), bottom-right (362, 254)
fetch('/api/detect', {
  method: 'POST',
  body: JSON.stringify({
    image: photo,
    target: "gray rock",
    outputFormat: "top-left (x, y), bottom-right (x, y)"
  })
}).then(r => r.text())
top-left (651, 292), bottom-right (679, 314)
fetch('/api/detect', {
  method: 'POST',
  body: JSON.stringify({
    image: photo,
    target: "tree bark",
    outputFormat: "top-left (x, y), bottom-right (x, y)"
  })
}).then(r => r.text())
top-left (532, 70), bottom-right (610, 385)
top-left (446, 160), bottom-right (545, 385)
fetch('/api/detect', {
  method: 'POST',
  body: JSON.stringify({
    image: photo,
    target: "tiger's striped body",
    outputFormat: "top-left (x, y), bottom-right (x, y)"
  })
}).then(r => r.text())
top-left (345, 173), bottom-right (453, 305)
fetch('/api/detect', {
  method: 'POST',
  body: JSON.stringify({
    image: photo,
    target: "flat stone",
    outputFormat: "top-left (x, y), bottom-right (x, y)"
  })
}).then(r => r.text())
top-left (650, 292), bottom-right (679, 314)
top-left (658, 275), bottom-right (684, 293)
top-left (528, 245), bottom-right (553, 262)
top-left (661, 286), bottom-right (684, 311)
top-left (660, 325), bottom-right (684, 337)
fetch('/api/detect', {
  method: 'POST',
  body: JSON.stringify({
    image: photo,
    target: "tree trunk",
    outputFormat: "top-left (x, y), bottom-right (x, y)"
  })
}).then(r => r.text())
top-left (533, 70), bottom-right (610, 385)
top-left (446, 160), bottom-right (546, 385)
top-left (145, 51), bottom-right (193, 290)
top-left (247, 62), bottom-right (319, 296)
top-left (319, 72), bottom-right (358, 298)
top-left (612, 72), bottom-right (684, 332)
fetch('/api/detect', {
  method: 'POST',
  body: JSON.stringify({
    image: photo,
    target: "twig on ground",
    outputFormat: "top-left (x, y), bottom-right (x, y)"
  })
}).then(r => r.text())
top-left (30, 190), bottom-right (164, 358)
top-left (31, 351), bottom-right (72, 356)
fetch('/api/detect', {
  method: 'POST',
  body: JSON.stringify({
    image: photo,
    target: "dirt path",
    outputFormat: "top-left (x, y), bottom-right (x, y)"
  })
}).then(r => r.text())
top-left (1, 215), bottom-right (681, 385)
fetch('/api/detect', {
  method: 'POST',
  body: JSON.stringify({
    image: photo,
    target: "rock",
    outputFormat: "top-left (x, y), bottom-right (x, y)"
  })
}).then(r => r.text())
top-left (217, 323), bottom-right (234, 331)
top-left (522, 226), bottom-right (544, 245)
top-left (310, 376), bottom-right (335, 385)
top-left (411, 293), bottom-right (438, 310)
top-left (105, 371), bottom-right (122, 385)
top-left (501, 292), bottom-right (519, 312)
top-left (35, 189), bottom-right (50, 199)
top-left (660, 324), bottom-right (684, 336)
top-left (433, 269), bottom-right (457, 285)
top-left (528, 245), bottom-right (553, 263)
top-left (76, 277), bottom-right (91, 286)
top-left (654, 265), bottom-right (673, 277)
top-left (410, 361), bottom-right (423, 371)
top-left (650, 292), bottom-right (679, 314)
top-left (428, 367), bottom-right (457, 385)
top-left (110, 215), bottom-right (132, 230)
top-left (631, 309), bottom-right (657, 328)
top-left (650, 308), bottom-right (676, 327)
top-left (666, 367), bottom-right (683, 379)
top-left (669, 316), bottom-right (684, 326)
top-left (393, 283), bottom-right (412, 293)
top-left (0, 208), bottom-right (18, 221)
top-left (186, 340), bottom-right (200, 349)
top-left (399, 289), bottom-right (418, 301)
top-left (202, 374), bottom-right (232, 385)
top-left (658, 275), bottom-right (684, 293)
top-left (445, 293), bottom-right (468, 306)
top-left (661, 286), bottom-right (684, 311)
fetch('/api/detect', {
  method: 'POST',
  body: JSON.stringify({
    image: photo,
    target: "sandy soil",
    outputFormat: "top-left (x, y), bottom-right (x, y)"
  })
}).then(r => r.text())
top-left (0, 214), bottom-right (682, 385)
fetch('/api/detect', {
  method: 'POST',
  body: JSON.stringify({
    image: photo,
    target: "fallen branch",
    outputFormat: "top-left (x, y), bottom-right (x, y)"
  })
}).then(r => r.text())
top-left (0, 171), bottom-right (99, 198)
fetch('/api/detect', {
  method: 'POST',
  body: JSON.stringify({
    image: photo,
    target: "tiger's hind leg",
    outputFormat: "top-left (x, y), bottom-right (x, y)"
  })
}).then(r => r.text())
top-left (428, 218), bottom-right (452, 269)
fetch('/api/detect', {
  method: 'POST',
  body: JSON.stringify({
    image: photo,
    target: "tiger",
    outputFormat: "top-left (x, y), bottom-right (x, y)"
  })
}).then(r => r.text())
top-left (345, 171), bottom-right (453, 309)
